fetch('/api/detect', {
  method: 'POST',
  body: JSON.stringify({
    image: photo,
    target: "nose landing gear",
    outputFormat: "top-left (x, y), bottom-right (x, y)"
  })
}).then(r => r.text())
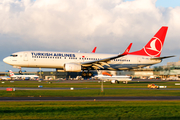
top-left (18, 67), bottom-right (23, 75)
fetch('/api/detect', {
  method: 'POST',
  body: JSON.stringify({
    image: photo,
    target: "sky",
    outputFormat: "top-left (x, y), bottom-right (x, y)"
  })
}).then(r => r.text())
top-left (0, 0), bottom-right (180, 72)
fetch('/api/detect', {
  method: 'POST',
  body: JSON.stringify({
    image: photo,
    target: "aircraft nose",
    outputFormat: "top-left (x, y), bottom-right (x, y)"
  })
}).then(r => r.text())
top-left (3, 57), bottom-right (10, 64)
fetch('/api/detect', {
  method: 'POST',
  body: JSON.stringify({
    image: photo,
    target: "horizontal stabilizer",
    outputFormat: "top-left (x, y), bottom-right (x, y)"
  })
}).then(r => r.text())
top-left (150, 55), bottom-right (175, 60)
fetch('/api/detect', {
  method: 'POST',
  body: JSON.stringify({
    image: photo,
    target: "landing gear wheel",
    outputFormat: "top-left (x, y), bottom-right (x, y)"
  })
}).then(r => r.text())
top-left (87, 72), bottom-right (92, 77)
top-left (115, 80), bottom-right (119, 84)
top-left (82, 72), bottom-right (87, 77)
top-left (19, 70), bottom-right (22, 75)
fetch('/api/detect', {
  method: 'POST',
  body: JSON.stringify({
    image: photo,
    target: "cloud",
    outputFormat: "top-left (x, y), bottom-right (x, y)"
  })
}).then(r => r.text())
top-left (0, 0), bottom-right (180, 71)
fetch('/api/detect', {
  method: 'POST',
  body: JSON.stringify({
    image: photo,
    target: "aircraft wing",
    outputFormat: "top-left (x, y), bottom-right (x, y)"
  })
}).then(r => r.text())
top-left (81, 43), bottom-right (132, 69)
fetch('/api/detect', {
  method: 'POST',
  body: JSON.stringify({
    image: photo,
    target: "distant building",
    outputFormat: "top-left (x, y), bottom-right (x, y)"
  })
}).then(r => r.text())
top-left (37, 71), bottom-right (98, 80)
top-left (167, 60), bottom-right (180, 66)
top-left (117, 68), bottom-right (154, 79)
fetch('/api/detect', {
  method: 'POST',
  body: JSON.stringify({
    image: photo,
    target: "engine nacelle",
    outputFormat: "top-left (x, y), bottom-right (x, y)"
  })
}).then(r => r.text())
top-left (111, 80), bottom-right (119, 84)
top-left (64, 63), bottom-right (81, 72)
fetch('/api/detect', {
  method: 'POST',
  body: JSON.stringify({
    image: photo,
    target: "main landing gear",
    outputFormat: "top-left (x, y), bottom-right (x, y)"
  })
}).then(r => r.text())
top-left (81, 71), bottom-right (92, 77)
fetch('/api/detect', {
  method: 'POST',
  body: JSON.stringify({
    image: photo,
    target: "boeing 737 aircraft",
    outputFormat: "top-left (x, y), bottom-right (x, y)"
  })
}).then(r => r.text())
top-left (3, 26), bottom-right (174, 76)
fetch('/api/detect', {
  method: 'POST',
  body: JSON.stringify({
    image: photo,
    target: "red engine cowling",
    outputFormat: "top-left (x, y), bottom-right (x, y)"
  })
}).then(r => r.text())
top-left (64, 63), bottom-right (81, 72)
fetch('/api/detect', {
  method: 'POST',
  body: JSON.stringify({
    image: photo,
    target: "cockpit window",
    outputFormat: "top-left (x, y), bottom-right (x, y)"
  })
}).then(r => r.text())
top-left (10, 55), bottom-right (18, 57)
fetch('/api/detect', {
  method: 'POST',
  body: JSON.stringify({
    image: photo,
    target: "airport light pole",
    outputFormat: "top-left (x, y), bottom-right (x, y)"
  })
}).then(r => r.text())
top-left (39, 68), bottom-right (41, 79)
top-left (101, 80), bottom-right (104, 92)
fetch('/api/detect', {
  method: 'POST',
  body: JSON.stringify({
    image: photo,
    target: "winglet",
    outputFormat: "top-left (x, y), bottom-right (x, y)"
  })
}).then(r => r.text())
top-left (121, 43), bottom-right (132, 56)
top-left (92, 47), bottom-right (97, 53)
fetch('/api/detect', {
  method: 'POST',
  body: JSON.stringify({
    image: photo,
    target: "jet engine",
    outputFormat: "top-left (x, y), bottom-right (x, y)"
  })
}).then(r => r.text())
top-left (111, 80), bottom-right (119, 84)
top-left (64, 63), bottom-right (81, 72)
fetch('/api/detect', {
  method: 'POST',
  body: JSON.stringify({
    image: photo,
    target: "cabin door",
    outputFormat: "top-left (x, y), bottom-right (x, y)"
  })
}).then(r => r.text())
top-left (23, 53), bottom-right (28, 61)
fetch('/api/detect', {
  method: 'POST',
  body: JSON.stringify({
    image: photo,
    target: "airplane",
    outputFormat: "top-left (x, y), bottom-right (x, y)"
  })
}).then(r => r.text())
top-left (3, 26), bottom-right (174, 77)
top-left (8, 70), bottom-right (39, 80)
top-left (95, 71), bottom-right (132, 84)
top-left (0, 76), bottom-right (11, 80)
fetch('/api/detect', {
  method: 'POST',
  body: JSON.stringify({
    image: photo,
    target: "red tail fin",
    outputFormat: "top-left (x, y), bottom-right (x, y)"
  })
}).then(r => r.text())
top-left (9, 70), bottom-right (14, 77)
top-left (128, 26), bottom-right (168, 57)
top-left (102, 72), bottom-right (112, 76)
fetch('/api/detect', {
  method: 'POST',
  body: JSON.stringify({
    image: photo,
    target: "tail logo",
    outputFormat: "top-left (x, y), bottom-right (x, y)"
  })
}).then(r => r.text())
top-left (143, 37), bottom-right (162, 57)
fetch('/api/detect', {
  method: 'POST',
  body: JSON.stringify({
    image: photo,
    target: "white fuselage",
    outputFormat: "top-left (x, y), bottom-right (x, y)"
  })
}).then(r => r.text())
top-left (3, 51), bottom-right (161, 70)
top-left (0, 76), bottom-right (11, 80)
top-left (10, 74), bottom-right (39, 79)
top-left (95, 75), bottom-right (132, 81)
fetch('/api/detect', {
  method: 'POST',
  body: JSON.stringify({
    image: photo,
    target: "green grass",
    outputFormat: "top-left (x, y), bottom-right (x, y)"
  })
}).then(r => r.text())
top-left (0, 101), bottom-right (180, 119)
top-left (0, 80), bottom-right (180, 97)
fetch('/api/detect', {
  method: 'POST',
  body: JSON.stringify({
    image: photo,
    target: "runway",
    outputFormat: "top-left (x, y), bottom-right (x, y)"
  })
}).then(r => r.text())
top-left (1, 87), bottom-right (180, 90)
top-left (1, 96), bottom-right (180, 101)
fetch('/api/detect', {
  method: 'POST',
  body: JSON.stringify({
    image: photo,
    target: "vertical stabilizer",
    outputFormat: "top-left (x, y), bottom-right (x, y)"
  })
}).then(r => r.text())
top-left (9, 70), bottom-right (14, 77)
top-left (128, 26), bottom-right (168, 57)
